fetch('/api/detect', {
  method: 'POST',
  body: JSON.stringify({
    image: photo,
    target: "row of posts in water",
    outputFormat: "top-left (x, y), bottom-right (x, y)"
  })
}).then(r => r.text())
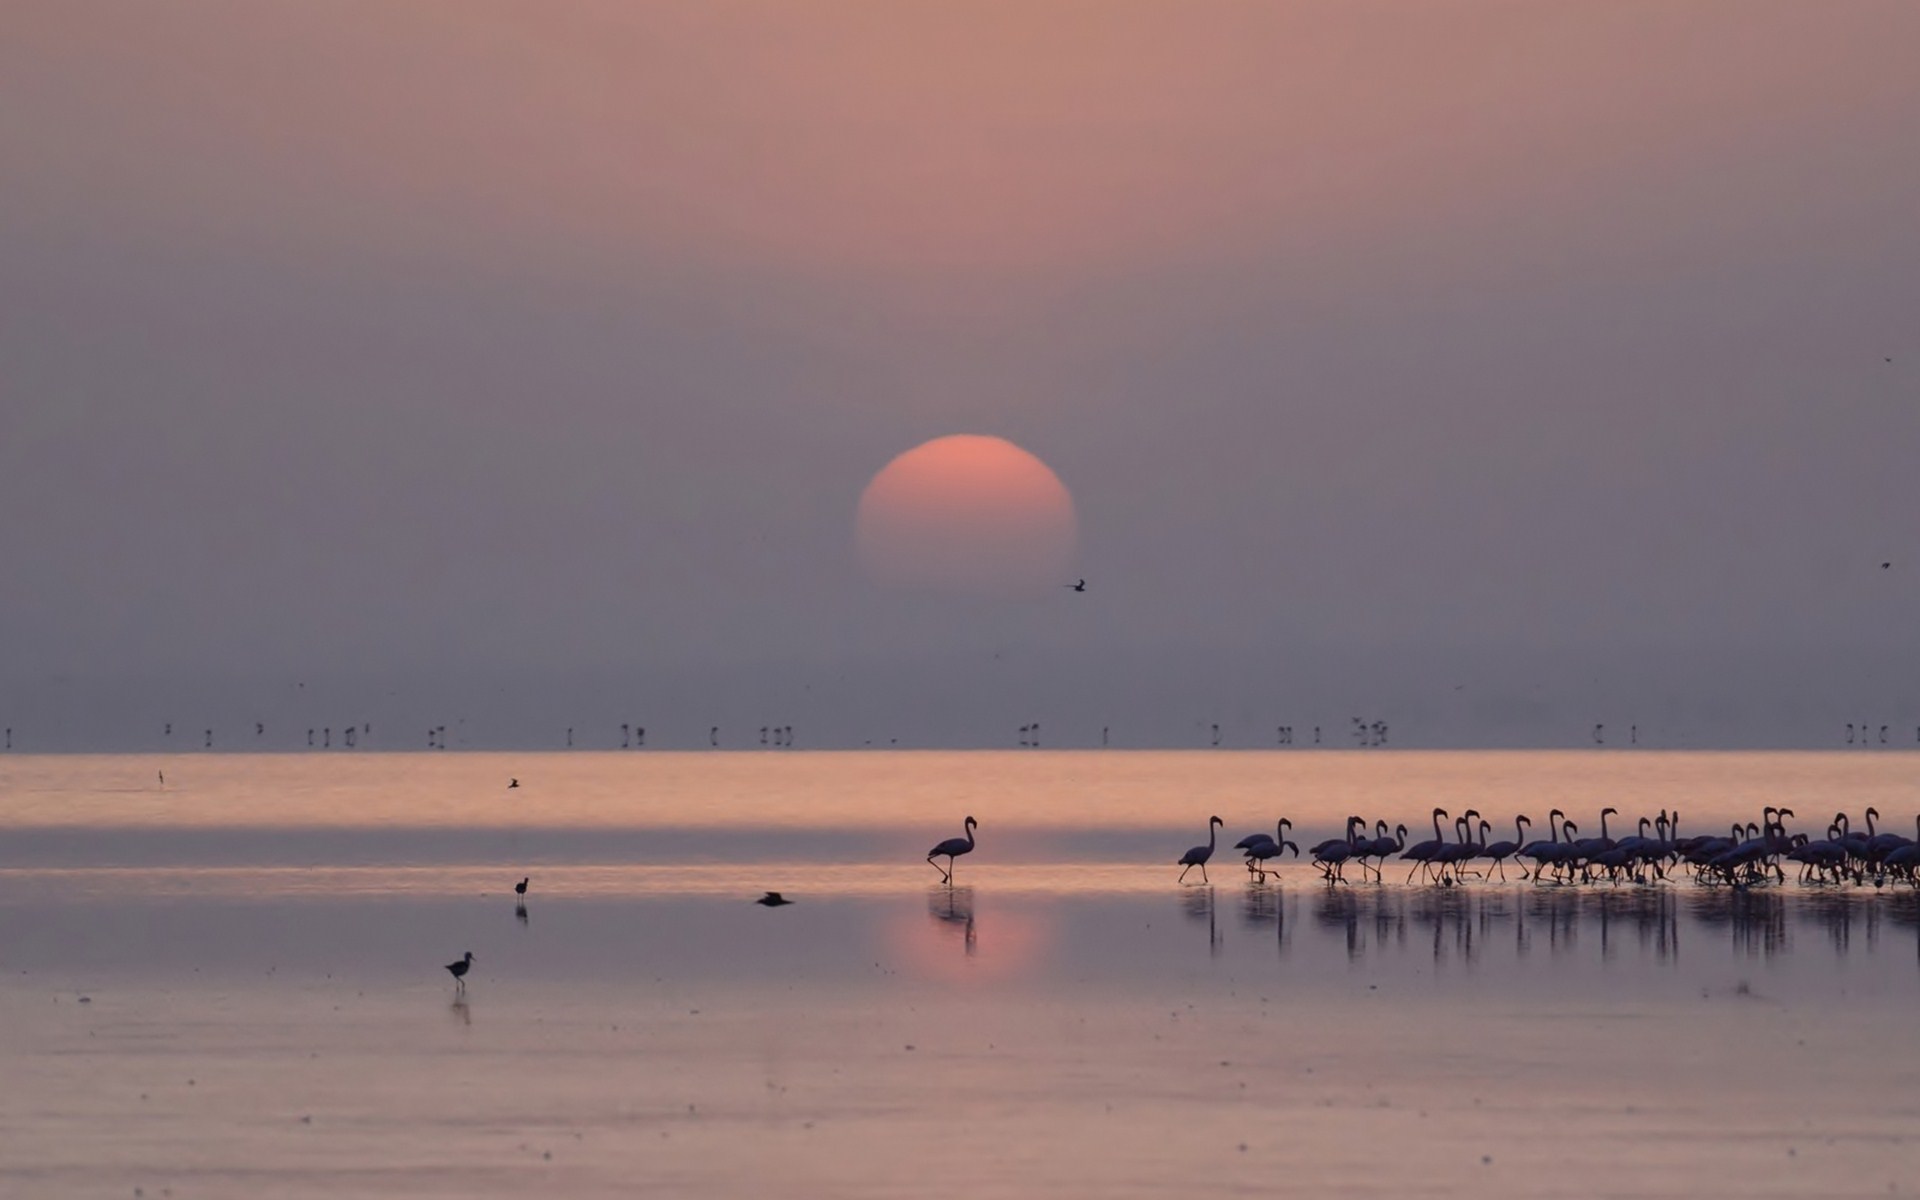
top-left (4, 720), bottom-right (1920, 751)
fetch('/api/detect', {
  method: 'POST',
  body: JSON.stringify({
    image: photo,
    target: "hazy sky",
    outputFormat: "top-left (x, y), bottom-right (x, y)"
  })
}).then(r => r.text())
top-left (3, 2), bottom-right (1917, 749)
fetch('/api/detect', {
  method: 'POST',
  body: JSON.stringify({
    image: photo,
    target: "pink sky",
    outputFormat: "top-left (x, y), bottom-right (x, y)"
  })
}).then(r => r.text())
top-left (2, 3), bottom-right (1917, 747)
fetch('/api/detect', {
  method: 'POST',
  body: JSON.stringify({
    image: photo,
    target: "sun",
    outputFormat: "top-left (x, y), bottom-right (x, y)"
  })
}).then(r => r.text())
top-left (856, 434), bottom-right (1078, 596)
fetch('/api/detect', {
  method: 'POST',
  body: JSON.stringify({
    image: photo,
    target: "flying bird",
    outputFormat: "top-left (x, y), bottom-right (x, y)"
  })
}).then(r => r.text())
top-left (444, 951), bottom-right (474, 989)
top-left (1067, 579), bottom-right (1086, 592)
top-left (755, 891), bottom-right (794, 907)
top-left (508, 778), bottom-right (520, 789)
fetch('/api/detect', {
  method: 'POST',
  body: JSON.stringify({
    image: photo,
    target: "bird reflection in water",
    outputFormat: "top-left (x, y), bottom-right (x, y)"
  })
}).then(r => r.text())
top-left (1305, 886), bottom-right (1918, 965)
top-left (1313, 886), bottom-right (1412, 961)
top-left (515, 902), bottom-right (529, 926)
top-left (449, 995), bottom-right (471, 1026)
top-left (927, 885), bottom-right (976, 957)
top-left (1180, 885), bottom-right (1221, 954)
top-left (1519, 887), bottom-right (1681, 963)
top-left (1687, 889), bottom-right (1787, 958)
top-left (1237, 882), bottom-right (1291, 957)
top-left (1268, 885), bottom-right (1920, 966)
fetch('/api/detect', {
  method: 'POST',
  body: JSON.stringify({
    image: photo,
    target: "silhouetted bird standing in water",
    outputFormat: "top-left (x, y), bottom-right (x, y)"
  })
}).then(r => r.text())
top-left (514, 877), bottom-right (528, 898)
top-left (1177, 815), bottom-right (1224, 883)
top-left (755, 891), bottom-right (794, 907)
top-left (1067, 579), bottom-right (1086, 592)
top-left (927, 816), bottom-right (978, 885)
top-left (445, 951), bottom-right (474, 989)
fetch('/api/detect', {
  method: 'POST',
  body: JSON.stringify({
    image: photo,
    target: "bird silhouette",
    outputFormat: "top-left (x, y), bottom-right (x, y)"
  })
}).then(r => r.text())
top-left (755, 891), bottom-right (794, 907)
top-left (1882, 562), bottom-right (1892, 569)
top-left (1177, 815), bottom-right (1224, 883)
top-left (508, 778), bottom-right (520, 789)
top-left (1067, 579), bottom-right (1086, 592)
top-left (513, 877), bottom-right (528, 898)
top-left (444, 951), bottom-right (474, 989)
top-left (928, 816), bottom-right (978, 885)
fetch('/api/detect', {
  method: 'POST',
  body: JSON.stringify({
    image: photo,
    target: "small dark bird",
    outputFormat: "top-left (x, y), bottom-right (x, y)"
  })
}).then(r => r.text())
top-left (508, 778), bottom-right (520, 789)
top-left (445, 951), bottom-right (474, 988)
top-left (514, 877), bottom-right (528, 897)
top-left (1067, 579), bottom-right (1086, 592)
top-left (755, 891), bottom-right (794, 907)
top-left (1882, 562), bottom-right (1891, 569)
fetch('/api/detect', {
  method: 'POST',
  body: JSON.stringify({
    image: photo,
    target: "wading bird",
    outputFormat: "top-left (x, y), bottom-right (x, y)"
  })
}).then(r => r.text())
top-left (444, 951), bottom-right (474, 990)
top-left (928, 816), bottom-right (978, 885)
top-left (1178, 815), bottom-right (1224, 883)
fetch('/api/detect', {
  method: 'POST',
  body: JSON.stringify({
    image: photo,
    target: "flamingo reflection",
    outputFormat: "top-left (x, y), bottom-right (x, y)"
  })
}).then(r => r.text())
top-left (927, 886), bottom-right (976, 956)
top-left (1182, 885), bottom-right (1222, 955)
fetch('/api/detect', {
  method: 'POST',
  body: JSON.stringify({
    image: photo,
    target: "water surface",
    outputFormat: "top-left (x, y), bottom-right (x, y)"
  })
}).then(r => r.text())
top-left (2, 752), bottom-right (1915, 1197)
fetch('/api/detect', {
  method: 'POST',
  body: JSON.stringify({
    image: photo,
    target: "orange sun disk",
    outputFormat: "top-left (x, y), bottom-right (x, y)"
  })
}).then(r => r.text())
top-left (856, 434), bottom-right (1077, 597)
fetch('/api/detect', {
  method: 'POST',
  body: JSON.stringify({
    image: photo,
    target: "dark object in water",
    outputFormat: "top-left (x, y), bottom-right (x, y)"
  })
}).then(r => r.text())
top-left (445, 951), bottom-right (474, 987)
top-left (755, 891), bottom-right (793, 907)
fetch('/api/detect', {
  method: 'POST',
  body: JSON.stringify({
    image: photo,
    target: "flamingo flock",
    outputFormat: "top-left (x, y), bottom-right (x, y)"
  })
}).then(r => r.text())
top-left (1189, 807), bottom-right (1920, 890)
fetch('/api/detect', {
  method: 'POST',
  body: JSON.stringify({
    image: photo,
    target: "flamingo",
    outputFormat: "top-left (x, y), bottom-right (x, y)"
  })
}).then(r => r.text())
top-left (1482, 815), bottom-right (1528, 882)
top-left (1308, 816), bottom-right (1363, 861)
top-left (1238, 819), bottom-right (1292, 875)
top-left (1244, 835), bottom-right (1300, 882)
top-left (1178, 816), bottom-right (1224, 883)
top-left (1519, 809), bottom-right (1563, 862)
top-left (444, 951), bottom-right (474, 989)
top-left (1433, 812), bottom-right (1482, 884)
top-left (1311, 817), bottom-right (1363, 884)
top-left (1570, 806), bottom-right (1619, 863)
top-left (1533, 820), bottom-right (1580, 883)
top-left (927, 816), bottom-right (978, 885)
top-left (1361, 823), bottom-right (1408, 881)
top-left (1401, 808), bottom-right (1450, 882)
top-left (1234, 819), bottom-right (1285, 853)
top-left (1864, 807), bottom-right (1913, 866)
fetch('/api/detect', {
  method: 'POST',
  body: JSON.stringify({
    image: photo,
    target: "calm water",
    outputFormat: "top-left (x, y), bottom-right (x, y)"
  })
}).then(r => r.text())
top-left (2, 752), bottom-right (1917, 1197)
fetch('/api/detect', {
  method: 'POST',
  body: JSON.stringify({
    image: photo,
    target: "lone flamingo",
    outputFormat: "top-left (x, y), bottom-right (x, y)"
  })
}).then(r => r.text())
top-left (928, 817), bottom-right (978, 884)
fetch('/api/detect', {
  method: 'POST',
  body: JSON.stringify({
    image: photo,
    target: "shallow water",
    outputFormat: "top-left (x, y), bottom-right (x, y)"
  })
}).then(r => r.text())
top-left (2, 752), bottom-right (1917, 1197)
